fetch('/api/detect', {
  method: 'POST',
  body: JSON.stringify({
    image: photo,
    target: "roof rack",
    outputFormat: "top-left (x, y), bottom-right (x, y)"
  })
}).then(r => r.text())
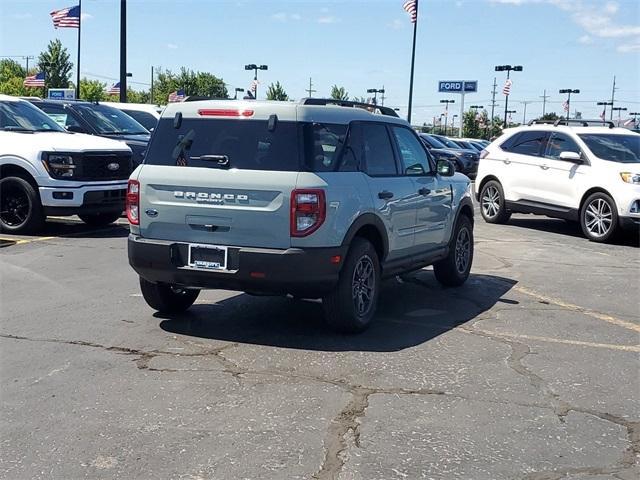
top-left (554, 119), bottom-right (615, 128)
top-left (527, 119), bottom-right (556, 126)
top-left (300, 98), bottom-right (400, 118)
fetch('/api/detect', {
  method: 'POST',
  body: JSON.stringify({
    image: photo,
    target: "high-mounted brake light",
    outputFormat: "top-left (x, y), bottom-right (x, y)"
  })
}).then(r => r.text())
top-left (126, 179), bottom-right (140, 225)
top-left (197, 109), bottom-right (254, 117)
top-left (290, 189), bottom-right (326, 237)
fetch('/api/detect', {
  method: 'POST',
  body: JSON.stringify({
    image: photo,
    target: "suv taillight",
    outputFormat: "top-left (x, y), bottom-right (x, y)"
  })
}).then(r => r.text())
top-left (290, 189), bottom-right (326, 237)
top-left (480, 149), bottom-right (489, 159)
top-left (126, 179), bottom-right (140, 225)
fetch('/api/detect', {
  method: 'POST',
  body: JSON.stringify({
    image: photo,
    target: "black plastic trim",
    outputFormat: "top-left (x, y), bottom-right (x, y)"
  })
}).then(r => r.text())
top-left (505, 199), bottom-right (579, 221)
top-left (340, 213), bottom-right (389, 261)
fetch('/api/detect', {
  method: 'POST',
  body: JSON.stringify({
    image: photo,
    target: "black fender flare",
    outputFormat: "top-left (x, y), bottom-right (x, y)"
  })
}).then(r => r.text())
top-left (340, 213), bottom-right (389, 260)
top-left (453, 196), bottom-right (475, 227)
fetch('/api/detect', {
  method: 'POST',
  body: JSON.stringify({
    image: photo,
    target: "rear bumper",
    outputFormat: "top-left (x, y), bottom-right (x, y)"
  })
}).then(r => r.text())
top-left (128, 235), bottom-right (346, 296)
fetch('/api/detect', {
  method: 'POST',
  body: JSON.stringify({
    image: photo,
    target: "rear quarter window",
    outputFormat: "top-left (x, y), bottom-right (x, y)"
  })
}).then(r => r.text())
top-left (145, 118), bottom-right (300, 171)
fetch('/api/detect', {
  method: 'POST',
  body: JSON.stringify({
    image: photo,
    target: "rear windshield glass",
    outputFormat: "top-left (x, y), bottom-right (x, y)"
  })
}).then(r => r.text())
top-left (577, 134), bottom-right (640, 163)
top-left (145, 118), bottom-right (300, 171)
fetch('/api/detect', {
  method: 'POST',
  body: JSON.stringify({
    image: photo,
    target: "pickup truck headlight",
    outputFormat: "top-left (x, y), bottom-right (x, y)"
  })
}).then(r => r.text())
top-left (620, 172), bottom-right (640, 184)
top-left (42, 153), bottom-right (76, 178)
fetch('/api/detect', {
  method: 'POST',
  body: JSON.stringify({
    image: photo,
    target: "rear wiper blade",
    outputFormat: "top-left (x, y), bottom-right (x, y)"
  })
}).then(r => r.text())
top-left (189, 154), bottom-right (230, 168)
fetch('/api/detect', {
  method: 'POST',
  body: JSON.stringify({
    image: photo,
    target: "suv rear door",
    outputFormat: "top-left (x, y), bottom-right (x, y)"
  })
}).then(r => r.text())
top-left (137, 113), bottom-right (300, 249)
top-left (500, 130), bottom-right (550, 201)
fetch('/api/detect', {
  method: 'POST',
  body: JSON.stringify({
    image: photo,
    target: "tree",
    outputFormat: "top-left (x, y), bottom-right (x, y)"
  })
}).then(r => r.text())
top-left (463, 109), bottom-right (486, 139)
top-left (79, 78), bottom-right (106, 102)
top-left (0, 59), bottom-right (44, 97)
top-left (38, 39), bottom-right (73, 89)
top-left (352, 96), bottom-right (366, 103)
top-left (540, 112), bottom-right (559, 121)
top-left (266, 81), bottom-right (288, 101)
top-left (0, 59), bottom-right (25, 83)
top-left (330, 85), bottom-right (349, 101)
top-left (151, 67), bottom-right (227, 104)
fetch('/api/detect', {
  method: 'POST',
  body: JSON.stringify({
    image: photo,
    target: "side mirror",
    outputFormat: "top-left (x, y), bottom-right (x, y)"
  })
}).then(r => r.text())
top-left (559, 151), bottom-right (583, 163)
top-left (65, 125), bottom-right (87, 134)
top-left (437, 159), bottom-right (455, 177)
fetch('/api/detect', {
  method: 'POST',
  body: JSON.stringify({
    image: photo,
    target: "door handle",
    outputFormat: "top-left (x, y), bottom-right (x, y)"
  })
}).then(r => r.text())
top-left (418, 187), bottom-right (431, 196)
top-left (540, 164), bottom-right (549, 170)
top-left (503, 160), bottom-right (511, 165)
top-left (378, 190), bottom-right (394, 200)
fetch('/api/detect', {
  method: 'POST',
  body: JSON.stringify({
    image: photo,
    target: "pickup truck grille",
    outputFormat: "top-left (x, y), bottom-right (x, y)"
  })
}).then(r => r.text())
top-left (75, 153), bottom-right (132, 181)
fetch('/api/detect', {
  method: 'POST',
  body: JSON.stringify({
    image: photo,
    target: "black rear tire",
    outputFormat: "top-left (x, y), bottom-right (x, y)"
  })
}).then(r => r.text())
top-left (480, 180), bottom-right (511, 224)
top-left (323, 238), bottom-right (380, 333)
top-left (139, 277), bottom-right (200, 314)
top-left (0, 176), bottom-right (45, 234)
top-left (434, 214), bottom-right (474, 287)
top-left (79, 211), bottom-right (122, 227)
top-left (580, 192), bottom-right (619, 243)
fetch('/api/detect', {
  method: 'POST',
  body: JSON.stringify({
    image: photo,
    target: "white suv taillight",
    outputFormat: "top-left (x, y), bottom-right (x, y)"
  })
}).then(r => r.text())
top-left (480, 149), bottom-right (489, 159)
top-left (290, 189), bottom-right (326, 237)
top-left (126, 179), bottom-right (140, 225)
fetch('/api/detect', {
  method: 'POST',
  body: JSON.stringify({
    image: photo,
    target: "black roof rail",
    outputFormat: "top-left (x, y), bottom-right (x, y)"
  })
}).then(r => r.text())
top-left (553, 119), bottom-right (615, 129)
top-left (527, 119), bottom-right (556, 126)
top-left (300, 98), bottom-right (400, 118)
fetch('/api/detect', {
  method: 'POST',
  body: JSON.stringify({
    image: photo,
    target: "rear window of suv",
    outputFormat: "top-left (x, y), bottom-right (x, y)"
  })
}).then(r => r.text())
top-left (145, 118), bottom-right (300, 171)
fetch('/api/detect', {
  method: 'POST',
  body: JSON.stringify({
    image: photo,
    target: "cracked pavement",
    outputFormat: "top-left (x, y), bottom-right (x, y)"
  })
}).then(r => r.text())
top-left (0, 215), bottom-right (638, 479)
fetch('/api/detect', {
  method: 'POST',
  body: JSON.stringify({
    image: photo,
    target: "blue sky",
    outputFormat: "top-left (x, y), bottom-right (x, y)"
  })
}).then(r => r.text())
top-left (1, 0), bottom-right (639, 124)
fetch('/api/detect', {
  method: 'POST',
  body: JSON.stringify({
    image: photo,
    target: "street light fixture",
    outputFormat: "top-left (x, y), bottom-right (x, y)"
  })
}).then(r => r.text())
top-left (612, 107), bottom-right (627, 126)
top-left (495, 64), bottom-right (523, 127)
top-left (366, 88), bottom-right (385, 106)
top-left (233, 88), bottom-right (245, 100)
top-left (244, 63), bottom-right (268, 99)
top-left (440, 99), bottom-right (455, 137)
top-left (559, 89), bottom-right (580, 120)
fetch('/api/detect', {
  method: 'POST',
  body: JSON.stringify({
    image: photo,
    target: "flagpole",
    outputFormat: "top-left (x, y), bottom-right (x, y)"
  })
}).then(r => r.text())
top-left (76, 0), bottom-right (81, 99)
top-left (406, 0), bottom-right (418, 125)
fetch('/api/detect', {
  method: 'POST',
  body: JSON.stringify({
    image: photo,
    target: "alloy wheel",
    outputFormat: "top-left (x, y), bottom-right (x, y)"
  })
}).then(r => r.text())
top-left (482, 186), bottom-right (500, 218)
top-left (455, 227), bottom-right (471, 274)
top-left (584, 198), bottom-right (613, 238)
top-left (352, 255), bottom-right (375, 317)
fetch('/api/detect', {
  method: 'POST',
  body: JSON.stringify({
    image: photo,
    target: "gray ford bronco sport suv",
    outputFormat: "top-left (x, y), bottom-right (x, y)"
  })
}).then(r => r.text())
top-left (127, 99), bottom-right (474, 332)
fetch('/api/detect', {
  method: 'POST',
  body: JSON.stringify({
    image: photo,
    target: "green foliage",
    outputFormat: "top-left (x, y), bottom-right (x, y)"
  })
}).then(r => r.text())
top-left (265, 81), bottom-right (289, 101)
top-left (1, 59), bottom-right (25, 83)
top-left (0, 59), bottom-right (44, 97)
top-left (126, 89), bottom-right (150, 104)
top-left (330, 85), bottom-right (349, 100)
top-left (540, 112), bottom-right (559, 121)
top-left (38, 39), bottom-right (73, 89)
top-left (79, 78), bottom-right (106, 102)
top-left (351, 96), bottom-right (366, 103)
top-left (151, 67), bottom-right (228, 104)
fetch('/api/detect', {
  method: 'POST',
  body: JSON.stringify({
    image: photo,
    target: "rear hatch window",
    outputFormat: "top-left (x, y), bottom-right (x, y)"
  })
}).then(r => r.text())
top-left (145, 118), bottom-right (300, 171)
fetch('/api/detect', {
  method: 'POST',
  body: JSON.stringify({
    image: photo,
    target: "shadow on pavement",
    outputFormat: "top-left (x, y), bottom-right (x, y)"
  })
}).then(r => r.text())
top-left (158, 272), bottom-right (517, 352)
top-left (507, 216), bottom-right (639, 247)
top-left (1, 219), bottom-right (129, 241)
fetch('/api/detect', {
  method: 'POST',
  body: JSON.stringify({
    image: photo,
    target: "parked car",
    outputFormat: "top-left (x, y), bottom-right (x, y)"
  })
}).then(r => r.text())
top-left (422, 134), bottom-right (479, 178)
top-left (476, 120), bottom-right (640, 242)
top-left (128, 99), bottom-right (475, 332)
top-left (0, 95), bottom-right (132, 233)
top-left (29, 99), bottom-right (149, 166)
top-left (101, 102), bottom-right (162, 132)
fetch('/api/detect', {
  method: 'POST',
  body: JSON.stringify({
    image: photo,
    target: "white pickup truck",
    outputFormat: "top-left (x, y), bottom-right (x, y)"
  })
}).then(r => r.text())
top-left (0, 95), bottom-right (132, 233)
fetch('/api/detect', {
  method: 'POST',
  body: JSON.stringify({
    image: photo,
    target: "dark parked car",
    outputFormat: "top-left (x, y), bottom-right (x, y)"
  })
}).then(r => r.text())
top-left (29, 99), bottom-right (150, 166)
top-left (421, 134), bottom-right (479, 178)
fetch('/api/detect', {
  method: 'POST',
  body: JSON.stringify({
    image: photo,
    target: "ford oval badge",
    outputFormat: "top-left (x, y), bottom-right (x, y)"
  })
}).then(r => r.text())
top-left (107, 162), bottom-right (120, 171)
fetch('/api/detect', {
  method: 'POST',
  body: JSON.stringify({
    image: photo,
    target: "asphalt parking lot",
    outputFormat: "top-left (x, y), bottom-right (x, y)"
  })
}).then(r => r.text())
top-left (1, 213), bottom-right (638, 480)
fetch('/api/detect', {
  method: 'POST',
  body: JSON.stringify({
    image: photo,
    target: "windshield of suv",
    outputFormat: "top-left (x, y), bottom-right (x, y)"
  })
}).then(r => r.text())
top-left (122, 109), bottom-right (158, 131)
top-left (0, 100), bottom-right (65, 132)
top-left (145, 118), bottom-right (299, 171)
top-left (578, 134), bottom-right (640, 163)
top-left (74, 104), bottom-right (149, 135)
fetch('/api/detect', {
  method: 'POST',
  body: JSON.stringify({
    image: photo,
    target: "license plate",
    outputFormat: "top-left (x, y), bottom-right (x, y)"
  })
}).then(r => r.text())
top-left (188, 244), bottom-right (227, 270)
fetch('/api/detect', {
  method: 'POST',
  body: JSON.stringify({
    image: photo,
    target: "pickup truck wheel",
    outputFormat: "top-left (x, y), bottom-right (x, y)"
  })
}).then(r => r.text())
top-left (323, 238), bottom-right (380, 333)
top-left (79, 212), bottom-right (122, 227)
top-left (0, 176), bottom-right (45, 234)
top-left (139, 277), bottom-right (200, 313)
top-left (433, 214), bottom-right (474, 287)
top-left (480, 180), bottom-right (511, 224)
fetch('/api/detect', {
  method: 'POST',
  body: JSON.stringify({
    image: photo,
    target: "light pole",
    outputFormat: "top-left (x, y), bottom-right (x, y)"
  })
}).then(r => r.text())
top-left (451, 114), bottom-right (459, 136)
top-left (366, 88), bottom-right (385, 106)
top-left (495, 64), bottom-right (523, 128)
top-left (506, 110), bottom-right (516, 126)
top-left (629, 112), bottom-right (639, 128)
top-left (612, 107), bottom-right (627, 126)
top-left (439, 114), bottom-right (445, 134)
top-left (244, 64), bottom-right (268, 100)
top-left (559, 89), bottom-right (580, 120)
top-left (440, 99), bottom-right (455, 137)
top-left (597, 101), bottom-right (613, 122)
top-left (470, 105), bottom-right (484, 137)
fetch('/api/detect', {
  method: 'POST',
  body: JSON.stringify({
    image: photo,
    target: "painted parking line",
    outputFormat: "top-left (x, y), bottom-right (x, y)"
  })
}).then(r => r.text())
top-left (0, 236), bottom-right (56, 246)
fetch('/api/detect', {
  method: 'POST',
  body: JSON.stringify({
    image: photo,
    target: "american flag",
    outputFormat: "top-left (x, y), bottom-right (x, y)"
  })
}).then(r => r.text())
top-left (475, 112), bottom-right (483, 121)
top-left (403, 0), bottom-right (418, 24)
top-left (107, 82), bottom-right (120, 95)
top-left (23, 72), bottom-right (46, 87)
top-left (50, 5), bottom-right (80, 28)
top-left (599, 109), bottom-right (606, 121)
top-left (168, 89), bottom-right (186, 102)
top-left (502, 79), bottom-right (512, 95)
top-left (562, 100), bottom-right (569, 112)
top-left (249, 79), bottom-right (259, 93)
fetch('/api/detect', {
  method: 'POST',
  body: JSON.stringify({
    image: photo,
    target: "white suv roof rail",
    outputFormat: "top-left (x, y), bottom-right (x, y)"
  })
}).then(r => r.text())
top-left (527, 119), bottom-right (615, 129)
top-left (299, 98), bottom-right (400, 118)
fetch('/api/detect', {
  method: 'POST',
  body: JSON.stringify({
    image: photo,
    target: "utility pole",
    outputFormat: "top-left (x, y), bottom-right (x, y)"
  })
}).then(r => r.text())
top-left (539, 89), bottom-right (549, 116)
top-left (305, 77), bottom-right (316, 98)
top-left (520, 101), bottom-right (533, 125)
top-left (610, 75), bottom-right (617, 121)
top-left (150, 66), bottom-right (154, 104)
top-left (489, 77), bottom-right (498, 134)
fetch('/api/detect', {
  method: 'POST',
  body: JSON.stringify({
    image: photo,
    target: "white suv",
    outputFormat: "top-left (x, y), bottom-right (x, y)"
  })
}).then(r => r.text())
top-left (475, 120), bottom-right (640, 242)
